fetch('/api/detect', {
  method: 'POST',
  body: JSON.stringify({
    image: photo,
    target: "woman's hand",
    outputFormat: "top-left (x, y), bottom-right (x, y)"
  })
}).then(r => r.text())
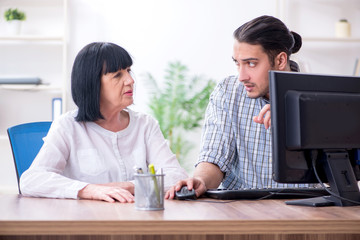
top-left (78, 182), bottom-right (135, 203)
top-left (102, 181), bottom-right (135, 195)
top-left (253, 104), bottom-right (271, 129)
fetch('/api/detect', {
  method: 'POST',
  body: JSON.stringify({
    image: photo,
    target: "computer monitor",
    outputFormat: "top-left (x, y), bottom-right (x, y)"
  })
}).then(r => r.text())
top-left (269, 71), bottom-right (360, 207)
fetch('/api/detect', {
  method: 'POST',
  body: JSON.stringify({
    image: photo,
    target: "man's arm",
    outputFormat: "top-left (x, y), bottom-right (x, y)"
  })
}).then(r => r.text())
top-left (193, 162), bottom-right (224, 189)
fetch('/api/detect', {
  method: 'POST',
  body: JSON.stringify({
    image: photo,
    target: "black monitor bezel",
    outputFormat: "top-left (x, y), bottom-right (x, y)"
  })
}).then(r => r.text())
top-left (269, 71), bottom-right (360, 184)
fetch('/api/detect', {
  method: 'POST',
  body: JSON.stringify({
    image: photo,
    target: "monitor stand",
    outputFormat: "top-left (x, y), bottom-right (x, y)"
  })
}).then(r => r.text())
top-left (285, 150), bottom-right (360, 207)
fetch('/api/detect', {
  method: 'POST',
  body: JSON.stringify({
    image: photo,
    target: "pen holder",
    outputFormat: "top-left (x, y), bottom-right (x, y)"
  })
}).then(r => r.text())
top-left (134, 173), bottom-right (165, 210)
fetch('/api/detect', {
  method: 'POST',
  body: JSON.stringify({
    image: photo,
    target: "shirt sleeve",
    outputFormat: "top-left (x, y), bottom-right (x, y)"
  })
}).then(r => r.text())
top-left (19, 117), bottom-right (88, 199)
top-left (145, 117), bottom-right (189, 192)
top-left (197, 78), bottom-right (237, 176)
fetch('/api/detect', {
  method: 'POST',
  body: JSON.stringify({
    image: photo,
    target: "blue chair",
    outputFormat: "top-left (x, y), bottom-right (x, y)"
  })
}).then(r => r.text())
top-left (7, 121), bottom-right (52, 193)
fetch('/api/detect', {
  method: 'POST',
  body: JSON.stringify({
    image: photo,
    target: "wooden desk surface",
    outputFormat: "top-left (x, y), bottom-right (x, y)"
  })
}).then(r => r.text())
top-left (1, 194), bottom-right (360, 239)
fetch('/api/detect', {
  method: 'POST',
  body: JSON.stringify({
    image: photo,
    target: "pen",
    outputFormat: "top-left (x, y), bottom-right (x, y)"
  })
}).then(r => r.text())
top-left (133, 166), bottom-right (144, 174)
top-left (148, 163), bottom-right (160, 205)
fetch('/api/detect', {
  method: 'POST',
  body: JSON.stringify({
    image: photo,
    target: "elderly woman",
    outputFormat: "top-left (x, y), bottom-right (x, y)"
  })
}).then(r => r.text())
top-left (20, 42), bottom-right (188, 203)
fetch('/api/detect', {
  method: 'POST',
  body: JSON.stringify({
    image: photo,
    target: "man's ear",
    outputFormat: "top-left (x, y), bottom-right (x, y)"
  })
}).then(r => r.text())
top-left (275, 52), bottom-right (288, 71)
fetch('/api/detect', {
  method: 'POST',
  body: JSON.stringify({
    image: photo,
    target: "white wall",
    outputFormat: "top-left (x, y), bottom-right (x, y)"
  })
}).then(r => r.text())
top-left (65, 0), bottom-right (360, 174)
top-left (282, 0), bottom-right (360, 75)
top-left (65, 0), bottom-right (278, 176)
top-left (65, 0), bottom-right (360, 111)
top-left (1, 0), bottom-right (359, 192)
top-left (66, 0), bottom-right (277, 111)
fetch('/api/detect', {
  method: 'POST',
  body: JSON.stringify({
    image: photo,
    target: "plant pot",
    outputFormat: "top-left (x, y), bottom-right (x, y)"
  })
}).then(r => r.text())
top-left (335, 19), bottom-right (351, 38)
top-left (5, 20), bottom-right (22, 35)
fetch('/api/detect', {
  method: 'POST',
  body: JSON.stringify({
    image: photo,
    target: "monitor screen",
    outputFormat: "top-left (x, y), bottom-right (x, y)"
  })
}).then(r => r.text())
top-left (269, 71), bottom-right (360, 207)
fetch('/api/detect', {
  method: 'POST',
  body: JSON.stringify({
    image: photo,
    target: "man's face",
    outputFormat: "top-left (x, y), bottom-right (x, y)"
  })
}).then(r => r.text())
top-left (232, 41), bottom-right (273, 99)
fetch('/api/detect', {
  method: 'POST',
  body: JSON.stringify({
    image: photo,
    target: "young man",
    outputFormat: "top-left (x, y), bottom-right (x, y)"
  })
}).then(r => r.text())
top-left (166, 15), bottom-right (308, 199)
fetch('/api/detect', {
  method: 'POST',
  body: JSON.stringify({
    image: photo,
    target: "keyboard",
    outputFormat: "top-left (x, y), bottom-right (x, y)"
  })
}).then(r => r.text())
top-left (205, 187), bottom-right (329, 200)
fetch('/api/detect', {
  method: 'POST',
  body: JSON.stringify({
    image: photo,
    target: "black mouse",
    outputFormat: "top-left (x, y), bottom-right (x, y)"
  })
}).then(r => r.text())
top-left (175, 186), bottom-right (197, 200)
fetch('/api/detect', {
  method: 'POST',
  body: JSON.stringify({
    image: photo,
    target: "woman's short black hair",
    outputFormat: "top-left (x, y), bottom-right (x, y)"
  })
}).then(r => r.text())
top-left (71, 42), bottom-right (133, 122)
top-left (233, 15), bottom-right (302, 67)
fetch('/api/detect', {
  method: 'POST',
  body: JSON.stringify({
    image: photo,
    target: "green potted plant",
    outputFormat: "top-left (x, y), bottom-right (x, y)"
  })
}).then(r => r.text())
top-left (143, 61), bottom-right (216, 171)
top-left (4, 8), bottom-right (26, 35)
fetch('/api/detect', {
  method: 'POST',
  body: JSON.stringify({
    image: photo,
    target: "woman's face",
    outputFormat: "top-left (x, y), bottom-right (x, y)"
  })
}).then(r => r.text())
top-left (99, 67), bottom-right (134, 111)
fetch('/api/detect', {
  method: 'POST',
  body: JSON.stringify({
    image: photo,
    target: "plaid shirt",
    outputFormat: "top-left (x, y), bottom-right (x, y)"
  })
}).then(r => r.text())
top-left (197, 75), bottom-right (309, 189)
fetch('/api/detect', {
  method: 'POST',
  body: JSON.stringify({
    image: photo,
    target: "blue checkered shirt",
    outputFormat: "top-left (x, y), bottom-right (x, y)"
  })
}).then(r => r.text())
top-left (197, 75), bottom-right (310, 189)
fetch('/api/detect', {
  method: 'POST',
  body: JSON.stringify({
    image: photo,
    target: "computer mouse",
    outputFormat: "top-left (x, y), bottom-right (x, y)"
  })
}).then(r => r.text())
top-left (175, 186), bottom-right (197, 200)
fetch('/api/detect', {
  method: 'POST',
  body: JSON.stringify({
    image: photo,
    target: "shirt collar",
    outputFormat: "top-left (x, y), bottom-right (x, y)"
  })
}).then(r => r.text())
top-left (262, 97), bottom-right (270, 104)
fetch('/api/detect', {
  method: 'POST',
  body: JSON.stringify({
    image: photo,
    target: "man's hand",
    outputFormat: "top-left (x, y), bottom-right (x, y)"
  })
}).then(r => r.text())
top-left (165, 177), bottom-right (207, 200)
top-left (78, 182), bottom-right (135, 203)
top-left (165, 162), bottom-right (223, 200)
top-left (253, 104), bottom-right (271, 129)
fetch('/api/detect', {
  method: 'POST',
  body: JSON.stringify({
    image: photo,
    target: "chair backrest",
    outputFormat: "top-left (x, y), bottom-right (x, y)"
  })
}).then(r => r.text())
top-left (7, 121), bottom-right (52, 193)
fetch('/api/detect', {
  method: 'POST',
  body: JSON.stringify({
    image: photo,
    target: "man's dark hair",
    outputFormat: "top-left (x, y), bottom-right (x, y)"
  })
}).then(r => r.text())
top-left (233, 15), bottom-right (301, 69)
top-left (71, 42), bottom-right (133, 122)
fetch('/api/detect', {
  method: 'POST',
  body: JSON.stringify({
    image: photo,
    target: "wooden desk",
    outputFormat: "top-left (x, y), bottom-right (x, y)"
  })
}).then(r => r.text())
top-left (0, 194), bottom-right (360, 240)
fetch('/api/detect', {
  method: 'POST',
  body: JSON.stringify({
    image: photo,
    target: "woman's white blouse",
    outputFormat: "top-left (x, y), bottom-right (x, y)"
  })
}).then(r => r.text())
top-left (20, 109), bottom-right (188, 199)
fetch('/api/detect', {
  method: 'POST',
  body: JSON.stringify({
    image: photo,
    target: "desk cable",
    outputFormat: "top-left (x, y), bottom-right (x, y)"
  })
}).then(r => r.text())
top-left (312, 157), bottom-right (360, 205)
top-left (183, 199), bottom-right (238, 203)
